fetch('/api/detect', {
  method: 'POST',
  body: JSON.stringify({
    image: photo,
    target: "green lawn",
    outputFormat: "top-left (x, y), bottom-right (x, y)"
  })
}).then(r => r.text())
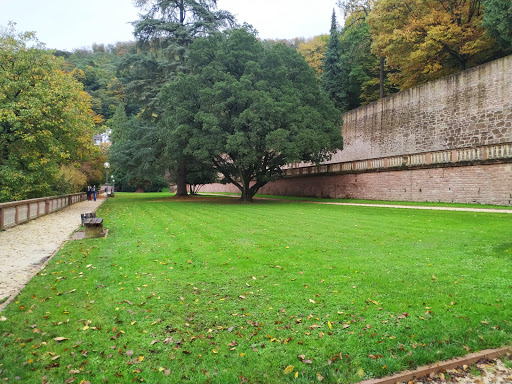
top-left (204, 191), bottom-right (512, 210)
top-left (1, 192), bottom-right (511, 383)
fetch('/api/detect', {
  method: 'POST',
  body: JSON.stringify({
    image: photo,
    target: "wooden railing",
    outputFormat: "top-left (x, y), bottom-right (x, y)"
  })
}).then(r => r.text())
top-left (0, 193), bottom-right (87, 230)
top-left (283, 143), bottom-right (512, 178)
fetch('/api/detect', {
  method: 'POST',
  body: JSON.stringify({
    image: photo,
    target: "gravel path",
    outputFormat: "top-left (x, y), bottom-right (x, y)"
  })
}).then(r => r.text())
top-left (0, 198), bottom-right (104, 307)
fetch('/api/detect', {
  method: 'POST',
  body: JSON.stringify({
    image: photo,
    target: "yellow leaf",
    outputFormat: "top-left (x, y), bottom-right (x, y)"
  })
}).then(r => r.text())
top-left (158, 367), bottom-right (164, 372)
top-left (284, 365), bottom-right (294, 374)
top-left (138, 356), bottom-right (144, 362)
top-left (294, 371), bottom-right (299, 379)
top-left (328, 321), bottom-right (332, 329)
top-left (239, 353), bottom-right (245, 357)
top-left (212, 349), bottom-right (218, 354)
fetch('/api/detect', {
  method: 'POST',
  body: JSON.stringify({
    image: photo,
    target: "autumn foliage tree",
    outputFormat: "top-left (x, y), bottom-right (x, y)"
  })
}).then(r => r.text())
top-left (368, 0), bottom-right (496, 89)
top-left (0, 25), bottom-right (96, 202)
top-left (297, 35), bottom-right (329, 78)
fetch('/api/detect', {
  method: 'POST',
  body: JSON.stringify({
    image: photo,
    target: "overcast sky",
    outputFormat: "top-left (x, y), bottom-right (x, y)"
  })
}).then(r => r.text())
top-left (0, 0), bottom-right (340, 51)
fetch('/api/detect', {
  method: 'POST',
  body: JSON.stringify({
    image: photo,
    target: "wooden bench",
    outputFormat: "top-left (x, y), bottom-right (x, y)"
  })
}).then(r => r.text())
top-left (84, 217), bottom-right (104, 238)
top-left (81, 212), bottom-right (96, 226)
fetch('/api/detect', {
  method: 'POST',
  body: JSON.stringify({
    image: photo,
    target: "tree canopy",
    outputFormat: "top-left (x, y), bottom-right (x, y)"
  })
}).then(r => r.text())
top-left (114, 0), bottom-right (235, 195)
top-left (0, 25), bottom-right (96, 202)
top-left (160, 28), bottom-right (343, 201)
top-left (482, 0), bottom-right (512, 53)
top-left (368, 0), bottom-right (496, 89)
top-left (297, 35), bottom-right (329, 78)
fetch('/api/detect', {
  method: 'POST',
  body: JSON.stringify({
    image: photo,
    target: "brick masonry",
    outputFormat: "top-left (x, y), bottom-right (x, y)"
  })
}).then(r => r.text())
top-left (203, 163), bottom-right (512, 206)
top-left (201, 55), bottom-right (512, 206)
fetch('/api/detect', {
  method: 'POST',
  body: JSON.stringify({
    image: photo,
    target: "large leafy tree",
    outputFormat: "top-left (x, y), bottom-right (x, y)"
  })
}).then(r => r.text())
top-left (160, 28), bottom-right (343, 202)
top-left (368, 0), bottom-right (497, 89)
top-left (119, 0), bottom-right (234, 196)
top-left (0, 25), bottom-right (96, 202)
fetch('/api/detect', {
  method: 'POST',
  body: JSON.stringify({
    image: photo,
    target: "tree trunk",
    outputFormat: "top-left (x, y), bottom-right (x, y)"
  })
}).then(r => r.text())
top-left (176, 164), bottom-right (188, 196)
top-left (240, 176), bottom-right (254, 202)
top-left (379, 56), bottom-right (385, 99)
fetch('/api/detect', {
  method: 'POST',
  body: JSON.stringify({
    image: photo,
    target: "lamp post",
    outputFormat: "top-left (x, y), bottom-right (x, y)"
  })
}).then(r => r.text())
top-left (104, 162), bottom-right (110, 202)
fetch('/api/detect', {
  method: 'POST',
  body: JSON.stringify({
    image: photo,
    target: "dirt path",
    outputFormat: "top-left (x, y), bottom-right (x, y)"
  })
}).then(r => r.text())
top-left (0, 198), bottom-right (104, 309)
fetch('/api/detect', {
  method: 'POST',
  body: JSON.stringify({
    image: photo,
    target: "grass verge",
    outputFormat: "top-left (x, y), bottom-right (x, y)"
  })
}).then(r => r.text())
top-left (1, 192), bottom-right (511, 383)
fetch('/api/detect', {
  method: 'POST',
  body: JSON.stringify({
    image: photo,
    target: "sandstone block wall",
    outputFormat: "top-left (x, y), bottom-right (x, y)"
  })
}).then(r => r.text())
top-left (258, 164), bottom-right (512, 206)
top-left (328, 55), bottom-right (512, 163)
top-left (202, 163), bottom-right (512, 206)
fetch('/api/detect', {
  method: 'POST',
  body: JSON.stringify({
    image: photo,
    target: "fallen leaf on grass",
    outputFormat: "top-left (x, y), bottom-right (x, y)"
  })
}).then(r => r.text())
top-left (316, 372), bottom-right (324, 381)
top-left (284, 365), bottom-right (294, 374)
top-left (298, 355), bottom-right (313, 364)
top-left (53, 337), bottom-right (68, 342)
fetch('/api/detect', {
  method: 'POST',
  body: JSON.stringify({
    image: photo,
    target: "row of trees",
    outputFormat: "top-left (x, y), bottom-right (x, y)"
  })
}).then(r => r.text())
top-left (303, 0), bottom-right (511, 111)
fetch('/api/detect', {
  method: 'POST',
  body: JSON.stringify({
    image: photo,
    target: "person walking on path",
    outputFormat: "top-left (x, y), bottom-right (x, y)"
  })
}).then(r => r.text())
top-left (86, 186), bottom-right (91, 201)
top-left (0, 198), bottom-right (104, 310)
top-left (92, 185), bottom-right (97, 201)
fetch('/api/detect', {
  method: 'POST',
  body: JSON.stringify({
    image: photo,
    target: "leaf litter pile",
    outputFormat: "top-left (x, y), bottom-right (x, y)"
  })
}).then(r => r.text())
top-left (1, 193), bottom-right (511, 383)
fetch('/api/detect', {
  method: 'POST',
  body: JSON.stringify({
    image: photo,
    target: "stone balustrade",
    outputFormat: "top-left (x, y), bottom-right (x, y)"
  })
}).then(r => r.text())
top-left (0, 193), bottom-right (87, 230)
top-left (283, 142), bottom-right (512, 178)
